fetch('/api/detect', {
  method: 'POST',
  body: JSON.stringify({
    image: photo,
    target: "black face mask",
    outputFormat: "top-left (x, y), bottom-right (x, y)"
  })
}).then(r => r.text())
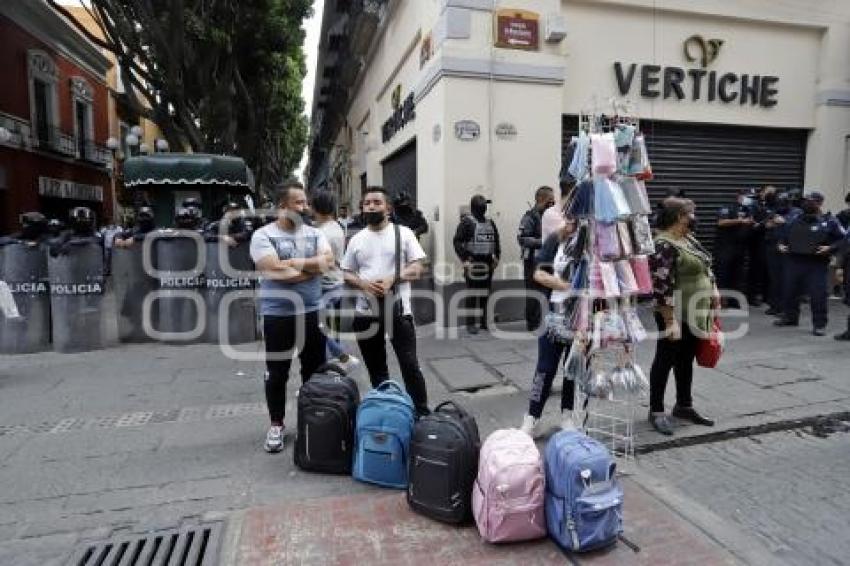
top-left (364, 211), bottom-right (385, 226)
top-left (471, 204), bottom-right (487, 219)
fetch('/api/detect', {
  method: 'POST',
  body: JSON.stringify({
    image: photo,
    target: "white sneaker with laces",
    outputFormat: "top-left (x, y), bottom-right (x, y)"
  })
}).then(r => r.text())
top-left (519, 414), bottom-right (539, 436)
top-left (264, 425), bottom-right (284, 453)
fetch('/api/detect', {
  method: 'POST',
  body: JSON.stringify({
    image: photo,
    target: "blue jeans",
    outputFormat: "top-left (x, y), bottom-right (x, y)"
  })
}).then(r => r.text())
top-left (322, 288), bottom-right (349, 359)
top-left (528, 333), bottom-right (575, 418)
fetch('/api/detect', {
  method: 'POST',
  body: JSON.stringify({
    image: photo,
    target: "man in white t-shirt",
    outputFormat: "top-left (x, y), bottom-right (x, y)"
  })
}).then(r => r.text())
top-left (341, 186), bottom-right (430, 416)
top-left (249, 181), bottom-right (333, 453)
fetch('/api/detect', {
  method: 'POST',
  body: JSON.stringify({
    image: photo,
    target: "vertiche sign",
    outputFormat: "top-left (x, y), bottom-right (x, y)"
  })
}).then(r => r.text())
top-left (494, 9), bottom-right (539, 50)
top-left (38, 176), bottom-right (103, 202)
top-left (613, 35), bottom-right (779, 107)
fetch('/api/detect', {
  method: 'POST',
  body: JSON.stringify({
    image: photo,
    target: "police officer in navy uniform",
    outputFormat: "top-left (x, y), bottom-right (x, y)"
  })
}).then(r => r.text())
top-left (746, 187), bottom-right (770, 306)
top-left (453, 194), bottom-right (501, 334)
top-left (775, 191), bottom-right (846, 336)
top-left (715, 189), bottom-right (755, 308)
top-left (517, 186), bottom-right (555, 331)
top-left (763, 190), bottom-right (791, 315)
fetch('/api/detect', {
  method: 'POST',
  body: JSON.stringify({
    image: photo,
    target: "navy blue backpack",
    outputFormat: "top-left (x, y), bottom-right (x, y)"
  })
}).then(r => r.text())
top-left (353, 380), bottom-right (416, 489)
top-left (544, 430), bottom-right (623, 552)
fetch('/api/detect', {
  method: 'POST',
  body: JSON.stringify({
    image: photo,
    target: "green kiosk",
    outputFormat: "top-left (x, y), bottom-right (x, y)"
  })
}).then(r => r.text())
top-left (123, 153), bottom-right (253, 227)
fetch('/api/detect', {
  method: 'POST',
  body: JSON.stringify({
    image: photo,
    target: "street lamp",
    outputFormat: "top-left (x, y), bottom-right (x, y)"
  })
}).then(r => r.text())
top-left (155, 138), bottom-right (169, 152)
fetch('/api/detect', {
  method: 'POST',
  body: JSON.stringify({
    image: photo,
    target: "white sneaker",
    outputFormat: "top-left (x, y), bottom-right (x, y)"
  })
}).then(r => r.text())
top-left (264, 425), bottom-right (284, 453)
top-left (336, 354), bottom-right (361, 374)
top-left (519, 415), bottom-right (539, 436)
top-left (560, 412), bottom-right (577, 431)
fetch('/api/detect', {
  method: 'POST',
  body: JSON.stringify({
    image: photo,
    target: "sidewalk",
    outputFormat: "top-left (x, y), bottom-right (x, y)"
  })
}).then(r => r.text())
top-left (232, 476), bottom-right (736, 566)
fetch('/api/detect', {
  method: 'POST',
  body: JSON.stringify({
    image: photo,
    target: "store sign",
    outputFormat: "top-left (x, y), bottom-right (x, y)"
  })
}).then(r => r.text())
top-left (454, 120), bottom-right (480, 141)
top-left (495, 122), bottom-right (517, 140)
top-left (38, 176), bottom-right (103, 202)
top-left (382, 92), bottom-right (416, 143)
top-left (613, 35), bottom-right (779, 107)
top-left (494, 9), bottom-right (539, 50)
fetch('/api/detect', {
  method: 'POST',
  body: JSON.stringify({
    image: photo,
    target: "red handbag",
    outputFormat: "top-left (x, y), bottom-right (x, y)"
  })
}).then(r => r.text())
top-left (696, 317), bottom-right (723, 368)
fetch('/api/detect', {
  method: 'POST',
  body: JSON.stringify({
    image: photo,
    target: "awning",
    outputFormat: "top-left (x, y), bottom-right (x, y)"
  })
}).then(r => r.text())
top-left (123, 153), bottom-right (249, 187)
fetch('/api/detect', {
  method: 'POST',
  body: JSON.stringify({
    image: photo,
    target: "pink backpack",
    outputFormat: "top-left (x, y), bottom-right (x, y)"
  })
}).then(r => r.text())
top-left (472, 429), bottom-right (547, 543)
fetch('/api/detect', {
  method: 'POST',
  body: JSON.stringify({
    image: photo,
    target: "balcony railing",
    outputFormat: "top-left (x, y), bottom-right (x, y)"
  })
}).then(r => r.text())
top-left (79, 139), bottom-right (112, 167)
top-left (30, 127), bottom-right (111, 167)
top-left (33, 126), bottom-right (77, 157)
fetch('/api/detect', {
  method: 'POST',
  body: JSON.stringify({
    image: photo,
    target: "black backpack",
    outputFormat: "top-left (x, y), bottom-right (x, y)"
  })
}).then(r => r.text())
top-left (407, 401), bottom-right (481, 523)
top-left (294, 364), bottom-right (360, 474)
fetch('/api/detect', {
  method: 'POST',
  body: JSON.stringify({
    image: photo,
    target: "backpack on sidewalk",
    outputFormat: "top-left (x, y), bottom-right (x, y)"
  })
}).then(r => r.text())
top-left (294, 363), bottom-right (360, 474)
top-left (472, 429), bottom-right (547, 543)
top-left (353, 380), bottom-right (416, 488)
top-left (407, 401), bottom-right (480, 524)
top-left (544, 430), bottom-right (623, 552)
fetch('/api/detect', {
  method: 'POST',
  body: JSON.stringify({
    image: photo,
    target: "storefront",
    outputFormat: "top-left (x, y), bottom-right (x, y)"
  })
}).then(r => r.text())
top-left (308, 0), bottom-right (850, 317)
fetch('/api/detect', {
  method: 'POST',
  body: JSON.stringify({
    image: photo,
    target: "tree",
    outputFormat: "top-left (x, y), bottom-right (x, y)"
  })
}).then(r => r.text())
top-left (52, 0), bottom-right (312, 191)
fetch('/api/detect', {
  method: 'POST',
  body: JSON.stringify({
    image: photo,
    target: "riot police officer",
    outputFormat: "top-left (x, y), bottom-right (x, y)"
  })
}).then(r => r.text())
top-left (114, 206), bottom-right (156, 248)
top-left (174, 206), bottom-right (204, 232)
top-left (746, 187), bottom-right (770, 306)
top-left (453, 195), bottom-right (501, 333)
top-left (775, 191), bottom-right (845, 336)
top-left (181, 197), bottom-right (210, 232)
top-left (0, 212), bottom-right (48, 245)
top-left (49, 207), bottom-right (102, 257)
top-left (518, 186), bottom-right (555, 331)
top-left (715, 189), bottom-right (755, 308)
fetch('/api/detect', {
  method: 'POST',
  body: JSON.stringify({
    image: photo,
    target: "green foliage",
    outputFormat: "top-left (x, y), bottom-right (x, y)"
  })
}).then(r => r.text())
top-left (77, 0), bottom-right (313, 191)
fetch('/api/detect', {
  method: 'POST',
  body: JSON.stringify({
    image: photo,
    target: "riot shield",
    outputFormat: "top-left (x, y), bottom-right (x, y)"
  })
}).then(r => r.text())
top-left (48, 241), bottom-right (107, 353)
top-left (0, 242), bottom-right (50, 354)
top-left (150, 231), bottom-right (205, 342)
top-left (203, 240), bottom-right (256, 344)
top-left (111, 244), bottom-right (157, 342)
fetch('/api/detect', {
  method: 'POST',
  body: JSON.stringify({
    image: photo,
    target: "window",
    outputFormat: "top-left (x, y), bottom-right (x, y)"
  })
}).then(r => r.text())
top-left (28, 50), bottom-right (59, 150)
top-left (70, 77), bottom-right (95, 161)
top-left (33, 79), bottom-right (51, 145)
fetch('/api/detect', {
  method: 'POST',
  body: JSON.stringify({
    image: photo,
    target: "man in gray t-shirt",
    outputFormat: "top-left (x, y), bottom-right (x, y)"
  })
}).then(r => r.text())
top-left (249, 182), bottom-right (332, 453)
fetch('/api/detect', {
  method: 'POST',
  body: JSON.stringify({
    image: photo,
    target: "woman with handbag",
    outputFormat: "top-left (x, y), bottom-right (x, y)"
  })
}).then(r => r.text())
top-left (519, 216), bottom-right (582, 437)
top-left (648, 198), bottom-right (719, 435)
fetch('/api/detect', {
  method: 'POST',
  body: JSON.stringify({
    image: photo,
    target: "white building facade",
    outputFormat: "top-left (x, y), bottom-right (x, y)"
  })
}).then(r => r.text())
top-left (307, 0), bottom-right (850, 319)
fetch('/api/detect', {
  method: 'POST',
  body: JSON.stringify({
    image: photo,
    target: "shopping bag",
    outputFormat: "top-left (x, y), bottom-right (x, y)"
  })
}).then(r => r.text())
top-left (696, 317), bottom-right (723, 368)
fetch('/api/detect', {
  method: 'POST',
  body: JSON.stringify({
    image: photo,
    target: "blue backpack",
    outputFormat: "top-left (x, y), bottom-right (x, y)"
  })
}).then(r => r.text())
top-left (353, 380), bottom-right (415, 488)
top-left (544, 430), bottom-right (623, 552)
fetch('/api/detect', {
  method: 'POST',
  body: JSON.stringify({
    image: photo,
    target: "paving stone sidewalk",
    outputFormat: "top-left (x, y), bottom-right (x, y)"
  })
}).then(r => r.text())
top-left (233, 476), bottom-right (736, 566)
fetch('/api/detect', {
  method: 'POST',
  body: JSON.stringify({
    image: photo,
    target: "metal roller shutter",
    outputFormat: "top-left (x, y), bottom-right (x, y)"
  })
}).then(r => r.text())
top-left (381, 140), bottom-right (418, 204)
top-left (562, 115), bottom-right (808, 250)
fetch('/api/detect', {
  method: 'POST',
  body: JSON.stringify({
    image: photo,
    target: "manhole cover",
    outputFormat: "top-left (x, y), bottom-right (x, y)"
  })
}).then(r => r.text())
top-left (67, 521), bottom-right (224, 566)
top-left (430, 357), bottom-right (501, 392)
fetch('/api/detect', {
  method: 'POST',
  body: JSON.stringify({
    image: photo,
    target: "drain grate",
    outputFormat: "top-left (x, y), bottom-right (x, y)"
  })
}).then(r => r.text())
top-left (67, 522), bottom-right (224, 566)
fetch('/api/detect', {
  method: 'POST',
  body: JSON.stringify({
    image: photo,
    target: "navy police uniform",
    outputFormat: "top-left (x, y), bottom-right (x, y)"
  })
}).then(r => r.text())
top-left (778, 212), bottom-right (844, 331)
top-left (714, 201), bottom-right (754, 305)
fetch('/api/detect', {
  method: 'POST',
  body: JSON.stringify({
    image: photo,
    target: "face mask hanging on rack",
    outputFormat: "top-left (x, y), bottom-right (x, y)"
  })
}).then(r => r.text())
top-left (593, 178), bottom-right (630, 222)
top-left (568, 179), bottom-right (594, 218)
top-left (590, 133), bottom-right (617, 176)
top-left (627, 134), bottom-right (653, 180)
top-left (629, 215), bottom-right (655, 255)
top-left (568, 131), bottom-right (591, 180)
top-left (617, 177), bottom-right (652, 215)
top-left (630, 255), bottom-right (653, 295)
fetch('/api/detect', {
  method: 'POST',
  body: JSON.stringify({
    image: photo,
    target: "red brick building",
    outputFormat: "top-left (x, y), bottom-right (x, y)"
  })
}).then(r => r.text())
top-left (0, 1), bottom-right (113, 235)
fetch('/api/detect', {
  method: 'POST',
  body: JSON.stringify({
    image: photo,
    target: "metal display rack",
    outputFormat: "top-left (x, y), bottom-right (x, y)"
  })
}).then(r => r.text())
top-left (562, 99), bottom-right (652, 469)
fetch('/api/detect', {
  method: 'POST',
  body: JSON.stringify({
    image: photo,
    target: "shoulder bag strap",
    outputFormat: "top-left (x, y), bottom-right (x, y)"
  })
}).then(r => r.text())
top-left (393, 222), bottom-right (401, 291)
